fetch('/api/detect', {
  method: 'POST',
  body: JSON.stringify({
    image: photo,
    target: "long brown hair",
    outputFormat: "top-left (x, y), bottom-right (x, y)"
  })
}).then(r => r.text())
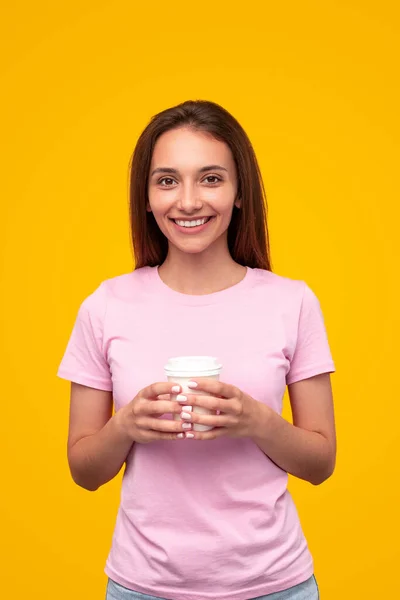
top-left (129, 100), bottom-right (271, 270)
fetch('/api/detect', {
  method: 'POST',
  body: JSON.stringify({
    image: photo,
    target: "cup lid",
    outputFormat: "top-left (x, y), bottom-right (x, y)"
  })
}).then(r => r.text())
top-left (164, 356), bottom-right (222, 377)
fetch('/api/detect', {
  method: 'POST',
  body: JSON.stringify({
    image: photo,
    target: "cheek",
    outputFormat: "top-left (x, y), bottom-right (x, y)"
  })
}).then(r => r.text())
top-left (204, 187), bottom-right (236, 212)
top-left (148, 191), bottom-right (173, 216)
top-left (216, 198), bottom-right (236, 222)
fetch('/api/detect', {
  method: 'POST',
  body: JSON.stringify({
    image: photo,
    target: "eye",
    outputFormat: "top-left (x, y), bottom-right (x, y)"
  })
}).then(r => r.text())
top-left (158, 177), bottom-right (177, 187)
top-left (203, 175), bottom-right (222, 185)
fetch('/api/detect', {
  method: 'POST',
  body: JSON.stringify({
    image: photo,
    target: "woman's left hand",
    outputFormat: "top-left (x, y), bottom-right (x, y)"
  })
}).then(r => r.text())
top-left (179, 379), bottom-right (267, 440)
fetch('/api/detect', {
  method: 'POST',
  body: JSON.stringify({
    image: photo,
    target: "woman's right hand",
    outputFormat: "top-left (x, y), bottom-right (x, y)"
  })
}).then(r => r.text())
top-left (115, 382), bottom-right (190, 443)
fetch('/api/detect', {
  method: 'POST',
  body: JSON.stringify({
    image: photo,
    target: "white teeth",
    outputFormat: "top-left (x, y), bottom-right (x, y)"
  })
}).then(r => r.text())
top-left (175, 218), bottom-right (208, 228)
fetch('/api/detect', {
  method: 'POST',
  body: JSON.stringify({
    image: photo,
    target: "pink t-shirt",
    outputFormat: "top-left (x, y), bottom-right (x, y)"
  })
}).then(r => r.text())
top-left (58, 266), bottom-right (335, 600)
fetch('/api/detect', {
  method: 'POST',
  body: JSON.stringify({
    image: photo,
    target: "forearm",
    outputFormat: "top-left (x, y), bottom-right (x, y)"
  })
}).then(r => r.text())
top-left (251, 403), bottom-right (336, 485)
top-left (68, 412), bottom-right (134, 491)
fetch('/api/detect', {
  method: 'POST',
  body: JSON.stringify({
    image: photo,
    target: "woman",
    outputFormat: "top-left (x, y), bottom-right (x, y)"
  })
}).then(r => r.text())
top-left (58, 100), bottom-right (336, 600)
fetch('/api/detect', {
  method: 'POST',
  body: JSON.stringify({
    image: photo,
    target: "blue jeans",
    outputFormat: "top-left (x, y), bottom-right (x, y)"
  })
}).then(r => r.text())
top-left (106, 576), bottom-right (319, 600)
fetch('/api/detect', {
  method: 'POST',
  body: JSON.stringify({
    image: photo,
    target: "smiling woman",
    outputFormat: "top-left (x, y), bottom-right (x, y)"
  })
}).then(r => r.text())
top-left (129, 100), bottom-right (271, 274)
top-left (146, 127), bottom-right (241, 267)
top-left (58, 100), bottom-right (335, 600)
top-left (154, 164), bottom-right (226, 233)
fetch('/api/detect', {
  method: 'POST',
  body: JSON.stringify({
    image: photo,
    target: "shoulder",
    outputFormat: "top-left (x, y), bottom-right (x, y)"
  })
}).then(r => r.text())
top-left (248, 269), bottom-right (324, 320)
top-left (250, 268), bottom-right (307, 304)
top-left (80, 267), bottom-right (153, 313)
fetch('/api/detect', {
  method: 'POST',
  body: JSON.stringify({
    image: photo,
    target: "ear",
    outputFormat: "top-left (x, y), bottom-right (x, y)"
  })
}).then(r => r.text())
top-left (146, 202), bottom-right (152, 212)
top-left (234, 196), bottom-right (241, 209)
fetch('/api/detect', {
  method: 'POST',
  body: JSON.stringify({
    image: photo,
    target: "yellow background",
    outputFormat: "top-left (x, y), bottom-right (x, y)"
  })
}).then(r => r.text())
top-left (1, 1), bottom-right (399, 598)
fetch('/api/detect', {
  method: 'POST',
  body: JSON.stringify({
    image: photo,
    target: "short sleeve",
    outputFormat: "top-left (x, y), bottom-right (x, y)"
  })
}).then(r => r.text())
top-left (57, 283), bottom-right (112, 391)
top-left (286, 283), bottom-right (335, 385)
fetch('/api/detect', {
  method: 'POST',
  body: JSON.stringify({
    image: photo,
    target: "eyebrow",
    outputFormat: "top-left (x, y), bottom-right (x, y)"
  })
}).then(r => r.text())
top-left (150, 165), bottom-right (228, 177)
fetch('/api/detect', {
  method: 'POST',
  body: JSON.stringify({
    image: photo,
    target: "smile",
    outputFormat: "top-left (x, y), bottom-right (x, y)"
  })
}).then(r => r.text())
top-left (172, 217), bottom-right (212, 228)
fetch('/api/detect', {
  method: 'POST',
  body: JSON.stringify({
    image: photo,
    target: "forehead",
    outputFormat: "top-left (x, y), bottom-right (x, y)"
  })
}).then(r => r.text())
top-left (150, 127), bottom-right (235, 170)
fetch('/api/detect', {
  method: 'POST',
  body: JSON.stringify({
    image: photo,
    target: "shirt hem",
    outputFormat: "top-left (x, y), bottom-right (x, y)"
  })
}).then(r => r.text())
top-left (104, 563), bottom-right (314, 600)
top-left (286, 363), bottom-right (335, 385)
top-left (57, 369), bottom-right (113, 391)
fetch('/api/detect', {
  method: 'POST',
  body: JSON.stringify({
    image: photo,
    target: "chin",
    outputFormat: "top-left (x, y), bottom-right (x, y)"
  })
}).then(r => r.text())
top-left (175, 244), bottom-right (210, 255)
top-left (165, 237), bottom-right (213, 255)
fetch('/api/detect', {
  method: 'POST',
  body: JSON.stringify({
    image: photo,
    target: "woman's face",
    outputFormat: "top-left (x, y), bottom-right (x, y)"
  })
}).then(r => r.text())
top-left (148, 127), bottom-right (239, 256)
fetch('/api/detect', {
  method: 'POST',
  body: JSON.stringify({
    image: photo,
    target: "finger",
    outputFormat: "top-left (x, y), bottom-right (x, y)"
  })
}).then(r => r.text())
top-left (136, 400), bottom-right (183, 417)
top-left (185, 395), bottom-right (242, 415)
top-left (140, 429), bottom-right (187, 442)
top-left (179, 408), bottom-right (238, 428)
top-left (141, 382), bottom-right (181, 399)
top-left (157, 393), bottom-right (171, 401)
top-left (183, 394), bottom-right (222, 411)
top-left (137, 416), bottom-right (192, 434)
top-left (187, 379), bottom-right (238, 399)
top-left (184, 427), bottom-right (227, 441)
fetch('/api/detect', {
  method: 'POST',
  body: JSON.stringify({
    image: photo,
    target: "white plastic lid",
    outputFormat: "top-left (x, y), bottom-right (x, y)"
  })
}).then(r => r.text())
top-left (164, 356), bottom-right (222, 377)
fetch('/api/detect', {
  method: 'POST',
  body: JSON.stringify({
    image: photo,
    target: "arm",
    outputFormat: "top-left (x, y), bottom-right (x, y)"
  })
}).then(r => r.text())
top-left (251, 373), bottom-right (336, 485)
top-left (67, 381), bottom-right (189, 492)
top-left (182, 373), bottom-right (336, 486)
top-left (60, 287), bottom-right (194, 491)
top-left (178, 284), bottom-right (335, 484)
top-left (67, 383), bottom-right (133, 492)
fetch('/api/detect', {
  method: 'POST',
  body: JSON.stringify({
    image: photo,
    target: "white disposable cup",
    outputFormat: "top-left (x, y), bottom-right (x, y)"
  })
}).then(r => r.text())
top-left (165, 356), bottom-right (222, 432)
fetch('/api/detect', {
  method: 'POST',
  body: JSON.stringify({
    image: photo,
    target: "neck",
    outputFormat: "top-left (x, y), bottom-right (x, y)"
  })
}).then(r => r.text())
top-left (158, 241), bottom-right (246, 295)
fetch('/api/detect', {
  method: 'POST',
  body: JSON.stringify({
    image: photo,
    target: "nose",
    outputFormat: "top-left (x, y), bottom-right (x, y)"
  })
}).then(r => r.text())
top-left (176, 183), bottom-right (203, 214)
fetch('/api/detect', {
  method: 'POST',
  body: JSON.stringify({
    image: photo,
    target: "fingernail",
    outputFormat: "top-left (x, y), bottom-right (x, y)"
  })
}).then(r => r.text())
top-left (181, 412), bottom-right (192, 420)
top-left (182, 422), bottom-right (192, 430)
top-left (186, 432), bottom-right (195, 438)
top-left (187, 381), bottom-right (198, 388)
top-left (177, 433), bottom-right (185, 439)
top-left (171, 385), bottom-right (181, 393)
top-left (182, 406), bottom-right (192, 412)
top-left (176, 395), bottom-right (187, 403)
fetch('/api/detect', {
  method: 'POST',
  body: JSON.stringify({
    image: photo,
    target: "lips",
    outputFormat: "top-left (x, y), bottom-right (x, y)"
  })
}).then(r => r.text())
top-left (169, 216), bottom-right (214, 234)
top-left (172, 217), bottom-right (211, 228)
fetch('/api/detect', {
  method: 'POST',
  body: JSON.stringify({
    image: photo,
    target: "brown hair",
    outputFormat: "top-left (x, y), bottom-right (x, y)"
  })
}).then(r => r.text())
top-left (129, 100), bottom-right (271, 270)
